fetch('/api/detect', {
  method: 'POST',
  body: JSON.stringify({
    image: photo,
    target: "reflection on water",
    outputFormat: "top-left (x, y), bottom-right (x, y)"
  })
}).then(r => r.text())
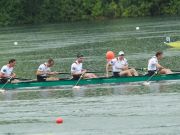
top-left (1, 81), bottom-right (180, 101)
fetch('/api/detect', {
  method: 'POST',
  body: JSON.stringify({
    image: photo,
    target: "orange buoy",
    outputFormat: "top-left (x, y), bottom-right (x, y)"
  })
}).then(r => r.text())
top-left (56, 117), bottom-right (63, 124)
top-left (106, 51), bottom-right (115, 60)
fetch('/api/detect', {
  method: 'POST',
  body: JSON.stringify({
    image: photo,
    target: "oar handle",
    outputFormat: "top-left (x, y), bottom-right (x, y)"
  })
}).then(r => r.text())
top-left (58, 72), bottom-right (71, 75)
top-left (14, 77), bottom-right (33, 81)
top-left (135, 68), bottom-right (147, 71)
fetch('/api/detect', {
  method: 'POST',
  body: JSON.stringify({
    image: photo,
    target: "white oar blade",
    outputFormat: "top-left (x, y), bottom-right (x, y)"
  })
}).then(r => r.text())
top-left (0, 89), bottom-right (5, 94)
top-left (73, 86), bottom-right (81, 89)
top-left (143, 81), bottom-right (151, 86)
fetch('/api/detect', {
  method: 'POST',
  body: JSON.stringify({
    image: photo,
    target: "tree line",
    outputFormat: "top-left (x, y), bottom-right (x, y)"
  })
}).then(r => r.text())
top-left (0, 0), bottom-right (180, 26)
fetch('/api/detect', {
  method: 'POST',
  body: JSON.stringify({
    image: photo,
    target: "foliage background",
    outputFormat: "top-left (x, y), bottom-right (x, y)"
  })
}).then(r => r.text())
top-left (0, 0), bottom-right (180, 26)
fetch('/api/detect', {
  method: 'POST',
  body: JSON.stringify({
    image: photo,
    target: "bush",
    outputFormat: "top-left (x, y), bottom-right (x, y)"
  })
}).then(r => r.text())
top-left (0, 0), bottom-right (179, 26)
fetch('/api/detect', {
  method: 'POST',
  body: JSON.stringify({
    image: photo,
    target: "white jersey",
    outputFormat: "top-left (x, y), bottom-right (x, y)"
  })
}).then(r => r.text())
top-left (71, 61), bottom-right (83, 74)
top-left (148, 56), bottom-right (158, 71)
top-left (37, 63), bottom-right (51, 76)
top-left (110, 58), bottom-right (128, 72)
top-left (0, 65), bottom-right (14, 77)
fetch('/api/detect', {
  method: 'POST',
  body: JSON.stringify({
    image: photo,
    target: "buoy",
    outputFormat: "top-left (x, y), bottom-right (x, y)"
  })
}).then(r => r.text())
top-left (56, 117), bottom-right (63, 124)
top-left (136, 27), bottom-right (140, 30)
top-left (14, 42), bottom-right (18, 45)
top-left (106, 51), bottom-right (115, 60)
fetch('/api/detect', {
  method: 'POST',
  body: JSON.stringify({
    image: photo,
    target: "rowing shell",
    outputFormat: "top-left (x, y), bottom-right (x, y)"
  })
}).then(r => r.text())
top-left (0, 73), bottom-right (180, 90)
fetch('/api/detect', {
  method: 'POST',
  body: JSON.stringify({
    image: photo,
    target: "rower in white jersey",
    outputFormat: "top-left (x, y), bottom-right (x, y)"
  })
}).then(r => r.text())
top-left (147, 51), bottom-right (172, 76)
top-left (71, 54), bottom-right (97, 80)
top-left (0, 59), bottom-right (16, 83)
top-left (36, 58), bottom-right (59, 82)
top-left (106, 51), bottom-right (138, 77)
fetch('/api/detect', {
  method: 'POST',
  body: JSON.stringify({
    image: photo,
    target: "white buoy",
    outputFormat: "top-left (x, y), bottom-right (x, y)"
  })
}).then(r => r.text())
top-left (136, 27), bottom-right (140, 30)
top-left (14, 42), bottom-right (18, 45)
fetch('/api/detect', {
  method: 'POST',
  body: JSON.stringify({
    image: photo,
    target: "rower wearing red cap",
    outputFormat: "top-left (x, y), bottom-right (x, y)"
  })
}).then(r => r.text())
top-left (106, 51), bottom-right (115, 77)
top-left (106, 51), bottom-right (138, 77)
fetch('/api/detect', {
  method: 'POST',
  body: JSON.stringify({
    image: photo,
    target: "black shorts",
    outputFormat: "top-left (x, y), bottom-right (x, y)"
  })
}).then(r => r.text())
top-left (147, 70), bottom-right (157, 76)
top-left (37, 75), bottom-right (47, 82)
top-left (113, 72), bottom-right (120, 77)
top-left (72, 75), bottom-right (81, 80)
top-left (0, 78), bottom-right (9, 84)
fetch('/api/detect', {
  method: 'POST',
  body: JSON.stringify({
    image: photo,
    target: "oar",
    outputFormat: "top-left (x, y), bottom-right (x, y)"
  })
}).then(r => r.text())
top-left (135, 68), bottom-right (147, 71)
top-left (73, 72), bottom-right (86, 89)
top-left (135, 68), bottom-right (180, 73)
top-left (58, 72), bottom-right (71, 75)
top-left (86, 71), bottom-right (105, 74)
top-left (14, 77), bottom-right (33, 81)
top-left (143, 72), bottom-right (157, 86)
top-left (171, 70), bottom-right (180, 73)
top-left (58, 71), bottom-right (105, 75)
top-left (0, 77), bottom-right (13, 93)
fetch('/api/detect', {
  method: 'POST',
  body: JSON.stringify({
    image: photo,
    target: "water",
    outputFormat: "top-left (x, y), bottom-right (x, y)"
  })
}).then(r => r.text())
top-left (0, 82), bottom-right (180, 135)
top-left (0, 17), bottom-right (180, 134)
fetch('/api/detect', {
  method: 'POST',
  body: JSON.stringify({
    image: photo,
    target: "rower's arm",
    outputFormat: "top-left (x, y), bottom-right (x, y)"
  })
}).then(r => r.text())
top-left (36, 70), bottom-right (58, 76)
top-left (122, 60), bottom-right (129, 70)
top-left (36, 70), bottom-right (48, 75)
top-left (121, 65), bottom-right (129, 70)
top-left (0, 72), bottom-right (8, 78)
top-left (36, 70), bottom-right (43, 76)
top-left (0, 72), bottom-right (15, 78)
top-left (71, 70), bottom-right (86, 76)
top-left (106, 63), bottom-right (111, 77)
top-left (11, 73), bottom-right (16, 78)
top-left (156, 63), bottom-right (165, 70)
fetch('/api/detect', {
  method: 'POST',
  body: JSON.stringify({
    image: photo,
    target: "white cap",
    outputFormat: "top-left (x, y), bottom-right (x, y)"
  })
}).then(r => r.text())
top-left (118, 51), bottom-right (125, 56)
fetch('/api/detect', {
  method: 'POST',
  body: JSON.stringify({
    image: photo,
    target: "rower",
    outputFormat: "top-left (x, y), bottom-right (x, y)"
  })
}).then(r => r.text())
top-left (106, 51), bottom-right (138, 77)
top-left (0, 59), bottom-right (16, 83)
top-left (106, 51), bottom-right (115, 77)
top-left (71, 54), bottom-right (97, 80)
top-left (36, 58), bottom-right (59, 82)
top-left (147, 51), bottom-right (172, 76)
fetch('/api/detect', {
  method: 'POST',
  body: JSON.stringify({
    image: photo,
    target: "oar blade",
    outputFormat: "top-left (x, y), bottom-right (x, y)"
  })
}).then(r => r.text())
top-left (143, 81), bottom-right (151, 86)
top-left (73, 86), bottom-right (81, 89)
top-left (0, 89), bottom-right (5, 94)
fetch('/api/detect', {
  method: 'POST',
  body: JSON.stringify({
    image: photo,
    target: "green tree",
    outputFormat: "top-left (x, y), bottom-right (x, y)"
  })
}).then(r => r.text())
top-left (92, 0), bottom-right (103, 17)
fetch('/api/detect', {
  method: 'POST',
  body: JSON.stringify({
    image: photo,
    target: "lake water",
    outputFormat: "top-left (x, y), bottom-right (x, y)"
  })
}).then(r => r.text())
top-left (0, 17), bottom-right (180, 134)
